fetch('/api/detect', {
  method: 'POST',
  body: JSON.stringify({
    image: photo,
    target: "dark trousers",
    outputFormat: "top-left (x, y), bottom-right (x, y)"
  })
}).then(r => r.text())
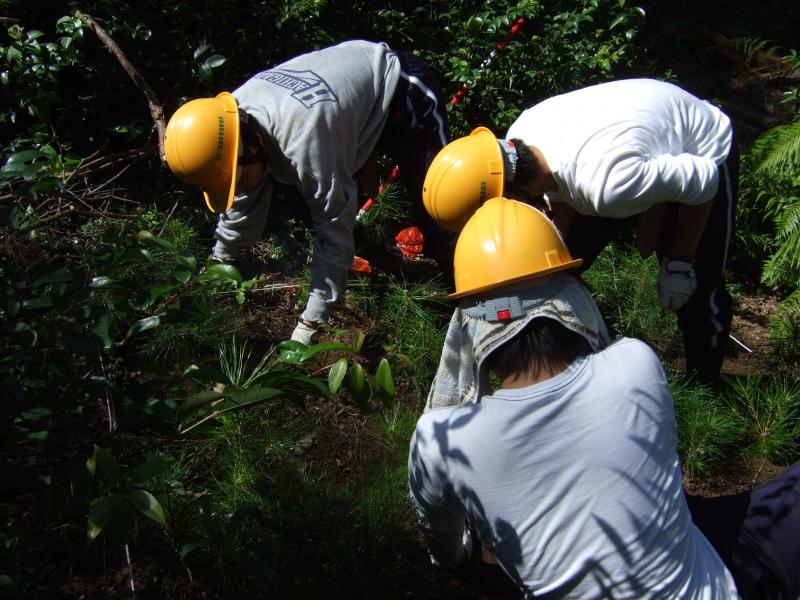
top-left (378, 50), bottom-right (455, 287)
top-left (564, 146), bottom-right (739, 385)
top-left (686, 461), bottom-right (800, 599)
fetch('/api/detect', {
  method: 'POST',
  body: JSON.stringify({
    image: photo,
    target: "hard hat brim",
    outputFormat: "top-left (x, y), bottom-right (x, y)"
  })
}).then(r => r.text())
top-left (448, 258), bottom-right (584, 299)
top-left (203, 92), bottom-right (240, 213)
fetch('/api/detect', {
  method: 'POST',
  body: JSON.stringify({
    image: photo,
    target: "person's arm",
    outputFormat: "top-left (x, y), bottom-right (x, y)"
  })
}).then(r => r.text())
top-left (298, 175), bottom-right (358, 326)
top-left (667, 200), bottom-right (712, 258)
top-left (211, 176), bottom-right (273, 259)
top-left (408, 424), bottom-right (470, 567)
top-left (654, 201), bottom-right (710, 311)
top-left (549, 199), bottom-right (576, 236)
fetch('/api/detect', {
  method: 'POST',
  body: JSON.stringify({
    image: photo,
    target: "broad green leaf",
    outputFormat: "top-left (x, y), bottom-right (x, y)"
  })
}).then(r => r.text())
top-left (173, 267), bottom-right (192, 283)
top-left (345, 362), bottom-right (371, 411)
top-left (609, 14), bottom-right (626, 29)
top-left (193, 42), bottom-right (211, 60)
top-left (285, 374), bottom-right (329, 396)
top-left (2, 289), bottom-right (20, 317)
top-left (177, 252), bottom-right (197, 270)
top-left (105, 500), bottom-right (135, 545)
top-left (126, 315), bottom-right (162, 338)
top-left (11, 322), bottom-right (37, 348)
top-left (137, 230), bottom-right (175, 250)
top-left (90, 309), bottom-right (114, 349)
top-left (374, 358), bottom-right (396, 405)
top-left (30, 265), bottom-right (72, 287)
top-left (328, 358), bottom-right (347, 394)
top-left (177, 390), bottom-right (226, 422)
top-left (87, 495), bottom-right (118, 542)
top-left (66, 455), bottom-right (97, 505)
top-left (122, 246), bottom-right (155, 264)
top-left (129, 489), bottom-right (168, 527)
top-left (139, 283), bottom-right (176, 309)
top-left (350, 329), bottom-right (366, 352)
top-left (256, 369), bottom-right (327, 397)
top-left (199, 263), bottom-right (242, 283)
top-left (299, 341), bottom-right (358, 361)
top-left (203, 54), bottom-right (227, 68)
top-left (130, 455), bottom-right (175, 485)
top-left (93, 445), bottom-right (123, 484)
top-left (4, 149), bottom-right (47, 165)
top-left (89, 276), bottom-right (130, 290)
top-left (21, 295), bottom-right (52, 310)
top-left (278, 340), bottom-right (308, 364)
top-left (222, 386), bottom-right (284, 412)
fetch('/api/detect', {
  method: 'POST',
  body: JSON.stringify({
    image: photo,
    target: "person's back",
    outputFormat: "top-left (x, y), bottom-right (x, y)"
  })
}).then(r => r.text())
top-left (233, 40), bottom-right (401, 198)
top-left (507, 78), bottom-right (732, 218)
top-left (410, 337), bottom-right (739, 598)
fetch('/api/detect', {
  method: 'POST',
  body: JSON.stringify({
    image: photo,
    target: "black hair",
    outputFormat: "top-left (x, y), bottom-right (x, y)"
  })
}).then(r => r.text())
top-left (509, 138), bottom-right (538, 189)
top-left (484, 317), bottom-right (592, 383)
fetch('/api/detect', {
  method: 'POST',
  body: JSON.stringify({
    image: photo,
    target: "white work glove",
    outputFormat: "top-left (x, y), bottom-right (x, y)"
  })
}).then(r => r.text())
top-left (657, 257), bottom-right (697, 310)
top-left (290, 320), bottom-right (323, 345)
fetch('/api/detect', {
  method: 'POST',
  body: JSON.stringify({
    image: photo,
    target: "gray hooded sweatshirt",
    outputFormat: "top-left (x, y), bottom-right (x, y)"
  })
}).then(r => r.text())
top-left (213, 40), bottom-right (402, 324)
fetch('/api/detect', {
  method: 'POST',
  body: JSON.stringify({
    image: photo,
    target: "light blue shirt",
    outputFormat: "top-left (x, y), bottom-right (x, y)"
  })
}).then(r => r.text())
top-left (409, 338), bottom-right (739, 598)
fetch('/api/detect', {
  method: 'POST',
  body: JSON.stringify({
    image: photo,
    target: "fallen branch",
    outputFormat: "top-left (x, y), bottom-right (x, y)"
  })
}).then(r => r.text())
top-left (74, 10), bottom-right (166, 159)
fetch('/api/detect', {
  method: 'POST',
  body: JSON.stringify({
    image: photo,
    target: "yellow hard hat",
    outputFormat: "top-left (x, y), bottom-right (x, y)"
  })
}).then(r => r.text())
top-left (449, 197), bottom-right (583, 299)
top-left (164, 92), bottom-right (239, 213)
top-left (422, 126), bottom-right (504, 232)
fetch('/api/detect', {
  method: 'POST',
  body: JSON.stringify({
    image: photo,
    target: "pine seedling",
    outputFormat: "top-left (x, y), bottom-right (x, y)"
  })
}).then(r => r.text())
top-left (723, 375), bottom-right (800, 465)
top-left (770, 297), bottom-right (800, 364)
top-left (378, 277), bottom-right (450, 392)
top-left (583, 244), bottom-right (678, 348)
top-left (218, 336), bottom-right (277, 388)
top-left (670, 373), bottom-right (742, 480)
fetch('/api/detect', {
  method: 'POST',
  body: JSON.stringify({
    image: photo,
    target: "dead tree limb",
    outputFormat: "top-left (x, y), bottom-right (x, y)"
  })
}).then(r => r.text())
top-left (74, 10), bottom-right (167, 159)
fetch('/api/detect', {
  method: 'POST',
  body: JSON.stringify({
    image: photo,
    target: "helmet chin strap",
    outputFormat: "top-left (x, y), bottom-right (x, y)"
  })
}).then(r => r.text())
top-left (498, 139), bottom-right (518, 184)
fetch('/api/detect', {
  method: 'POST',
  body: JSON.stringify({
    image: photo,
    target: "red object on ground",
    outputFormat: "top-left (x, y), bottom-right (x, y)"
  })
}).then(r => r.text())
top-left (395, 226), bottom-right (425, 259)
top-left (351, 255), bottom-right (373, 273)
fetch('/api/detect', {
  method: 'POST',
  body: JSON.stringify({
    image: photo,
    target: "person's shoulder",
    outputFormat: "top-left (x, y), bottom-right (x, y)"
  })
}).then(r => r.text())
top-left (315, 39), bottom-right (391, 57)
top-left (599, 337), bottom-right (664, 374)
top-left (414, 404), bottom-right (480, 437)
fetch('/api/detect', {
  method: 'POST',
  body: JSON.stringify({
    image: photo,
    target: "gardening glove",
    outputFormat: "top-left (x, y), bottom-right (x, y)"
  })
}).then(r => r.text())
top-left (657, 257), bottom-right (697, 310)
top-left (291, 320), bottom-right (323, 345)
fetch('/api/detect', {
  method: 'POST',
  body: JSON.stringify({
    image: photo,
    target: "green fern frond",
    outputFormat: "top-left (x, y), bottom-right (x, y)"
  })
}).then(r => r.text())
top-left (773, 197), bottom-right (800, 240)
top-left (752, 118), bottom-right (800, 181)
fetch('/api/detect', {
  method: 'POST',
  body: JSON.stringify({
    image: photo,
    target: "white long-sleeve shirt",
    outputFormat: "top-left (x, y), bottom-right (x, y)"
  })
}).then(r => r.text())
top-left (212, 41), bottom-right (402, 324)
top-left (506, 79), bottom-right (732, 218)
top-left (409, 338), bottom-right (739, 599)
